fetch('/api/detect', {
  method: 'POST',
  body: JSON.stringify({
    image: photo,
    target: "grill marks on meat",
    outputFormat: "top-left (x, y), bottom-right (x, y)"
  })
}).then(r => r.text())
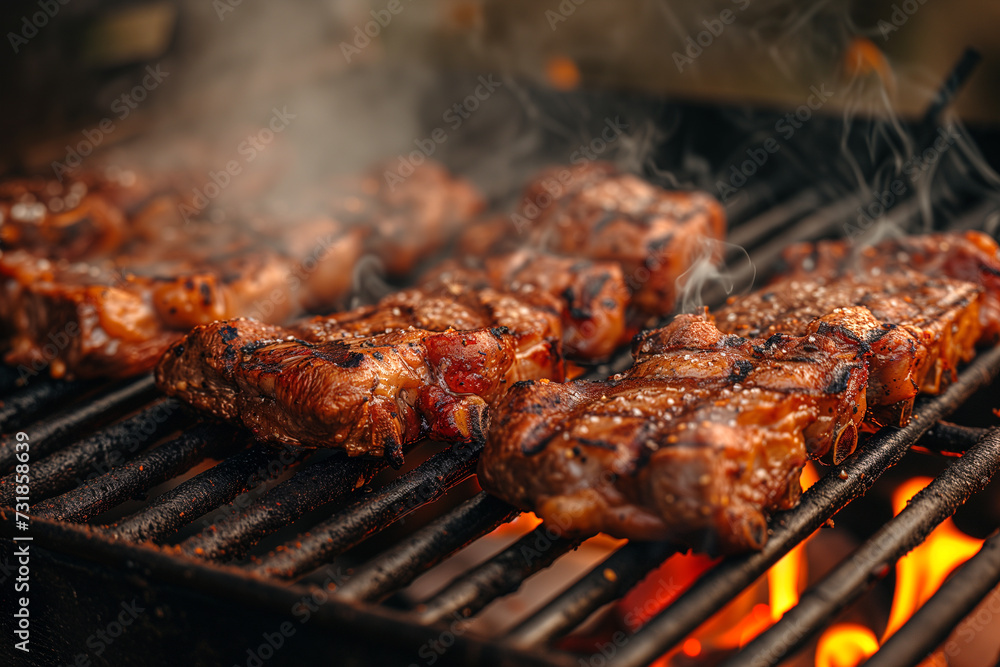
top-left (477, 311), bottom-right (869, 554)
top-left (779, 231), bottom-right (1000, 344)
top-left (156, 320), bottom-right (562, 465)
top-left (458, 162), bottom-right (726, 316)
top-left (293, 282), bottom-right (565, 382)
top-left (422, 248), bottom-right (629, 360)
top-left (156, 284), bottom-right (566, 462)
top-left (716, 233), bottom-right (995, 427)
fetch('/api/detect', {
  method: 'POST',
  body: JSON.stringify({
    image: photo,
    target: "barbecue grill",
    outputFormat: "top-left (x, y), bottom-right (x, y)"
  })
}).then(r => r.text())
top-left (3, 3), bottom-right (1000, 666)
top-left (3, 85), bottom-right (1000, 665)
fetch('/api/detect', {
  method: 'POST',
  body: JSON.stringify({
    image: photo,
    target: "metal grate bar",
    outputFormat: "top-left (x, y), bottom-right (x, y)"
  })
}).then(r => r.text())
top-left (414, 523), bottom-right (579, 626)
top-left (32, 423), bottom-right (239, 522)
top-left (913, 421), bottom-right (987, 457)
top-left (608, 345), bottom-right (1000, 667)
top-left (0, 375), bottom-right (157, 474)
top-left (178, 452), bottom-right (386, 561)
top-left (507, 540), bottom-right (679, 647)
top-left (728, 427), bottom-right (1000, 667)
top-left (107, 441), bottom-right (308, 544)
top-left (336, 492), bottom-right (519, 603)
top-left (866, 530), bottom-right (1000, 667)
top-left (251, 444), bottom-right (483, 579)
top-left (0, 377), bottom-right (100, 439)
top-left (0, 399), bottom-right (191, 506)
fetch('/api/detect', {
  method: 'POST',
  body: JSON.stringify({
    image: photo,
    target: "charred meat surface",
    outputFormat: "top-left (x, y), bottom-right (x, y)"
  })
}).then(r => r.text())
top-left (156, 308), bottom-right (564, 464)
top-left (717, 233), bottom-right (996, 427)
top-left (780, 231), bottom-right (1000, 344)
top-left (463, 162), bottom-right (726, 315)
top-left (422, 248), bottom-right (629, 360)
top-left (478, 311), bottom-right (869, 553)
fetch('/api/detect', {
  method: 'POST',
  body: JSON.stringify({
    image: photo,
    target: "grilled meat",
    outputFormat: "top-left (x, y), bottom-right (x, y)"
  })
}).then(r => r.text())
top-left (422, 248), bottom-right (629, 360)
top-left (716, 233), bottom-right (995, 427)
top-left (0, 173), bottom-right (366, 380)
top-left (780, 231), bottom-right (1000, 344)
top-left (462, 162), bottom-right (726, 315)
top-left (330, 161), bottom-right (484, 277)
top-left (156, 284), bottom-right (566, 463)
top-left (478, 310), bottom-right (870, 553)
top-left (0, 158), bottom-right (484, 381)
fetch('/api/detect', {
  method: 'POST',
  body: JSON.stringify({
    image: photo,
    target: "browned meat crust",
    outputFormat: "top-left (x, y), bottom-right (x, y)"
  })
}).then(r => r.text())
top-left (477, 310), bottom-right (870, 554)
top-left (779, 231), bottom-right (1000, 344)
top-left (421, 248), bottom-right (629, 360)
top-left (457, 162), bottom-right (726, 316)
top-left (156, 284), bottom-right (566, 463)
top-left (715, 273), bottom-right (981, 427)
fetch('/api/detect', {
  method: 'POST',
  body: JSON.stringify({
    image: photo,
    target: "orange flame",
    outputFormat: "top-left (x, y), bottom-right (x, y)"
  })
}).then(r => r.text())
top-left (816, 476), bottom-right (984, 666)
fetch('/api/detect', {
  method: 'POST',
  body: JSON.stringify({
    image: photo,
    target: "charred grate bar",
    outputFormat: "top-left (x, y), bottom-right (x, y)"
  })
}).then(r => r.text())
top-left (867, 530), bottom-right (1000, 667)
top-left (0, 374), bottom-right (158, 473)
top-left (727, 427), bottom-right (1000, 666)
top-left (251, 442), bottom-right (483, 579)
top-left (601, 345), bottom-right (1000, 667)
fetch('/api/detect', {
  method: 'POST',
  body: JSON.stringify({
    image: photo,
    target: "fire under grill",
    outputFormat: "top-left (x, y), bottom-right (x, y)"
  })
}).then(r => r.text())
top-left (3, 55), bottom-right (1000, 667)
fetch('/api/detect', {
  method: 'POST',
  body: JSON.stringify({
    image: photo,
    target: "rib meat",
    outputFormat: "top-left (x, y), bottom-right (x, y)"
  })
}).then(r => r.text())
top-left (458, 162), bottom-right (726, 316)
top-left (716, 232), bottom-right (995, 427)
top-left (156, 283), bottom-right (565, 463)
top-left (421, 248), bottom-right (629, 360)
top-left (477, 310), bottom-right (870, 553)
top-left (779, 231), bottom-right (1000, 344)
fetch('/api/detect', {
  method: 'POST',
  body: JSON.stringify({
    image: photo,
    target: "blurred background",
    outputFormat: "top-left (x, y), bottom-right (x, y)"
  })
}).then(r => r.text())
top-left (1, 0), bottom-right (998, 212)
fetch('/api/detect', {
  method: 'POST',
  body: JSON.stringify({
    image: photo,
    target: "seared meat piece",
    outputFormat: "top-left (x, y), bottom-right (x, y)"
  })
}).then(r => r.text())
top-left (422, 249), bottom-right (629, 360)
top-left (717, 234), bottom-right (994, 427)
top-left (478, 310), bottom-right (870, 553)
top-left (291, 282), bottom-right (564, 376)
top-left (474, 162), bottom-right (726, 315)
top-left (330, 161), bottom-right (484, 277)
top-left (780, 231), bottom-right (1000, 344)
top-left (0, 172), bottom-right (366, 380)
top-left (156, 287), bottom-right (565, 463)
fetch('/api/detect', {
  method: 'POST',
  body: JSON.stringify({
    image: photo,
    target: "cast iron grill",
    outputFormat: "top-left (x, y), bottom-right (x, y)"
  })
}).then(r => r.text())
top-left (2, 188), bottom-right (999, 666)
top-left (2, 55), bottom-right (1000, 667)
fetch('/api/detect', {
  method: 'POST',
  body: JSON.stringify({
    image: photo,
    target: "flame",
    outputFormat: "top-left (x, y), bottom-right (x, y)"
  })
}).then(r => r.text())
top-left (882, 477), bottom-right (983, 639)
top-left (816, 476), bottom-right (984, 667)
top-left (816, 624), bottom-right (879, 667)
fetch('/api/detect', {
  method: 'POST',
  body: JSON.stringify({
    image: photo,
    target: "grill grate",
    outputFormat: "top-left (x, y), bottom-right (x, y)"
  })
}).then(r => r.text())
top-left (3, 52), bottom-right (1000, 664)
top-left (3, 207), bottom-right (1000, 665)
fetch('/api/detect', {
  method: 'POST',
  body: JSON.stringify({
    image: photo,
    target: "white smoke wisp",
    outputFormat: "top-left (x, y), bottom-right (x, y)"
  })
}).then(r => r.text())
top-left (676, 238), bottom-right (756, 314)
